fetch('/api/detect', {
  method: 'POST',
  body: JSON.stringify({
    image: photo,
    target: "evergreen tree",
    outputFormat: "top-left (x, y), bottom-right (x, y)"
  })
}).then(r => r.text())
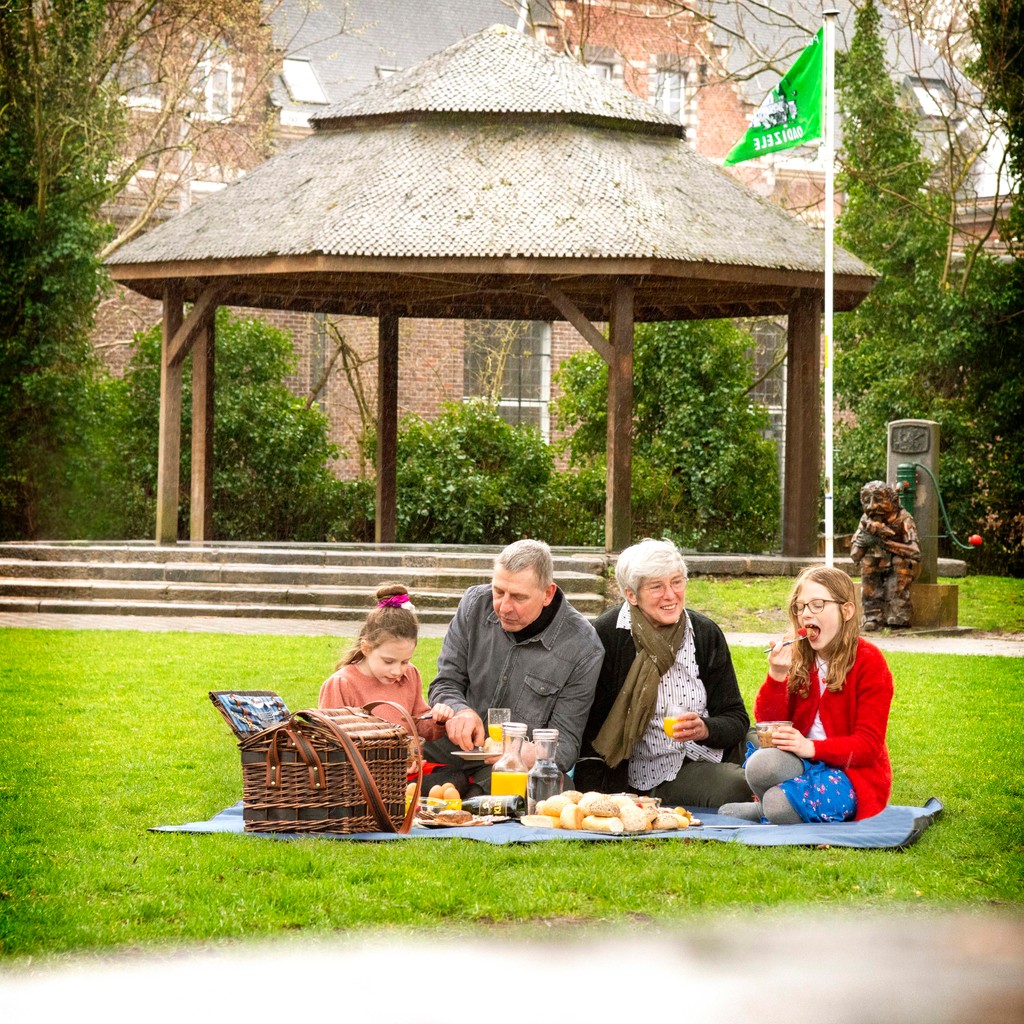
top-left (834, 0), bottom-right (1023, 573)
top-left (0, 1), bottom-right (118, 536)
top-left (553, 319), bottom-right (780, 552)
top-left (60, 309), bottom-right (346, 541)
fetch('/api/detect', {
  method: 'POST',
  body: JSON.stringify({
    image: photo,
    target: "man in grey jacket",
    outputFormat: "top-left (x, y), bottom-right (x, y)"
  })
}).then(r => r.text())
top-left (425, 539), bottom-right (604, 793)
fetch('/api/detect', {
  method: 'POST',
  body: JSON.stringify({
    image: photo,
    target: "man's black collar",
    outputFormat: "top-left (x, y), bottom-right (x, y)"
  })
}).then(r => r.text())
top-left (505, 587), bottom-right (563, 643)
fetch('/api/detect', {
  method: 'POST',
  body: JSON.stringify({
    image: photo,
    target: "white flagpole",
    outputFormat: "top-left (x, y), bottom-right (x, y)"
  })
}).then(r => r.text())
top-left (823, 10), bottom-right (838, 568)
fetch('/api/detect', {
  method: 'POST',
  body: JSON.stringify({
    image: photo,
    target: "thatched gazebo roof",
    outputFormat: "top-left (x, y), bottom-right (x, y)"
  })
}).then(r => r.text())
top-left (108, 24), bottom-right (876, 552)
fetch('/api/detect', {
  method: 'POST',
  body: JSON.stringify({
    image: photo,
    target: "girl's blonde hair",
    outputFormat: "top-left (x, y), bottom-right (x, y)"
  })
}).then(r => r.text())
top-left (337, 582), bottom-right (419, 667)
top-left (786, 566), bottom-right (860, 697)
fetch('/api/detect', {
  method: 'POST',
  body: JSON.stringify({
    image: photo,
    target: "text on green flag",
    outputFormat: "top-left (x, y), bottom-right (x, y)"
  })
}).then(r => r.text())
top-left (724, 27), bottom-right (824, 166)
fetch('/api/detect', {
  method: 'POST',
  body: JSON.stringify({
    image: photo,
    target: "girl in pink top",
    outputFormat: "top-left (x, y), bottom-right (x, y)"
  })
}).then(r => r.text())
top-left (318, 583), bottom-right (453, 743)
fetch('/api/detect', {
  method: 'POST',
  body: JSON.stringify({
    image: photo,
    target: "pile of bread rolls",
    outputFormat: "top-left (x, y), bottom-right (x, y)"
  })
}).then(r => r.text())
top-left (521, 791), bottom-right (696, 833)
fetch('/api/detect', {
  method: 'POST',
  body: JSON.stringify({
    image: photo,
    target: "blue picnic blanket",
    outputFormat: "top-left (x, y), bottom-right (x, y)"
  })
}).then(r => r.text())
top-left (151, 798), bottom-right (942, 848)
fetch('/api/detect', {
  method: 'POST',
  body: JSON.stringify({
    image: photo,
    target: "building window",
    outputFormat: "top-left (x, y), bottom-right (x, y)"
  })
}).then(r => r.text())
top-left (649, 69), bottom-right (685, 118)
top-left (587, 60), bottom-right (622, 84)
top-left (648, 59), bottom-right (698, 141)
top-left (464, 320), bottom-right (551, 437)
top-left (907, 76), bottom-right (955, 119)
top-left (582, 45), bottom-right (624, 87)
top-left (196, 56), bottom-right (233, 119)
top-left (282, 58), bottom-right (328, 104)
top-left (121, 57), bottom-right (161, 111)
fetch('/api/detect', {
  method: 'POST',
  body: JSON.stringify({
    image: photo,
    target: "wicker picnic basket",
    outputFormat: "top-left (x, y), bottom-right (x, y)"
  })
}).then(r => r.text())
top-left (210, 692), bottom-right (422, 834)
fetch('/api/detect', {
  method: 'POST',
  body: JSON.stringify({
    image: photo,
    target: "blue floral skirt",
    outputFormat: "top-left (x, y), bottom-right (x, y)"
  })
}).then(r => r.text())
top-left (777, 759), bottom-right (857, 823)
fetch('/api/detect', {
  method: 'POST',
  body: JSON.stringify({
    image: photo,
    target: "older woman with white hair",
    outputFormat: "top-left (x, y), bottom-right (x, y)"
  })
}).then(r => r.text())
top-left (574, 539), bottom-right (753, 808)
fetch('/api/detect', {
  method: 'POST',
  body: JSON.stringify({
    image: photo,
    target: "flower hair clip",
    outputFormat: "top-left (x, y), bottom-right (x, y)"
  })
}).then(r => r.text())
top-left (378, 594), bottom-right (415, 611)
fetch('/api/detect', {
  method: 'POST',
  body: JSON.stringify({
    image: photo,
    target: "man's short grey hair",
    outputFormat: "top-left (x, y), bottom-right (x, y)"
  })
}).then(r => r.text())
top-left (615, 538), bottom-right (688, 595)
top-left (495, 539), bottom-right (554, 588)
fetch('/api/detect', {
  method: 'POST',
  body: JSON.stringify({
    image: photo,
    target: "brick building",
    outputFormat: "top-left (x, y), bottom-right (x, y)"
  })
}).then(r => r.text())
top-left (95, 0), bottom-right (1006, 492)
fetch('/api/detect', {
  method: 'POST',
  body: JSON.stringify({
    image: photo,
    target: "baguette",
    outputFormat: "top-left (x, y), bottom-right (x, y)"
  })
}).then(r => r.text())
top-left (520, 814), bottom-right (561, 829)
top-left (581, 814), bottom-right (624, 834)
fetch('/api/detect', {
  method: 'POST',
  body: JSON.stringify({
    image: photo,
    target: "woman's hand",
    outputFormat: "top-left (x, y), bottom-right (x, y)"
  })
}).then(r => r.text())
top-left (769, 724), bottom-right (815, 759)
top-left (445, 708), bottom-right (485, 750)
top-left (430, 702), bottom-right (454, 724)
top-left (671, 712), bottom-right (708, 744)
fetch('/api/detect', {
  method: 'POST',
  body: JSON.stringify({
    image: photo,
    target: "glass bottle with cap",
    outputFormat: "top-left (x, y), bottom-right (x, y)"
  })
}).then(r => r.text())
top-left (490, 721), bottom-right (528, 798)
top-left (527, 727), bottom-right (562, 814)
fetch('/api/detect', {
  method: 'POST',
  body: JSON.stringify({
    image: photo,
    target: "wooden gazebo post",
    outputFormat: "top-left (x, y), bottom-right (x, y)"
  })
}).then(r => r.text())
top-left (154, 285), bottom-right (224, 545)
top-left (783, 290), bottom-right (824, 556)
top-left (190, 305), bottom-right (216, 543)
top-left (543, 278), bottom-right (634, 552)
top-left (376, 310), bottom-right (399, 543)
top-left (156, 284), bottom-right (184, 545)
top-left (606, 279), bottom-right (634, 553)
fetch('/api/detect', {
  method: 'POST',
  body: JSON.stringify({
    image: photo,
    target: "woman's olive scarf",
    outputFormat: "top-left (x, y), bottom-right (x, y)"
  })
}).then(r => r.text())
top-left (592, 604), bottom-right (687, 768)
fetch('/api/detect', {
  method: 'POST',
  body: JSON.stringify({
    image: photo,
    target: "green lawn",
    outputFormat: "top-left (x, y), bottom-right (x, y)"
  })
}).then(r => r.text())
top-left (2, 619), bottom-right (1021, 961)
top-left (685, 574), bottom-right (1024, 634)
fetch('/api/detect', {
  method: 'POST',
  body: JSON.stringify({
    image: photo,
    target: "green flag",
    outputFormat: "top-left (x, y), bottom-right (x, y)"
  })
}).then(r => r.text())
top-left (724, 27), bottom-right (824, 166)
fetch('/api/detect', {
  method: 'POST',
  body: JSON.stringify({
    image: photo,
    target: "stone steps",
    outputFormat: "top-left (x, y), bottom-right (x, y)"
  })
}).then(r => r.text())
top-left (0, 541), bottom-right (966, 625)
top-left (0, 542), bottom-right (610, 622)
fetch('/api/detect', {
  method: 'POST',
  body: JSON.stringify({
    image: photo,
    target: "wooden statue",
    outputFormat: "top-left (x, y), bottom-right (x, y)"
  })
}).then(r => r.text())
top-left (849, 481), bottom-right (921, 630)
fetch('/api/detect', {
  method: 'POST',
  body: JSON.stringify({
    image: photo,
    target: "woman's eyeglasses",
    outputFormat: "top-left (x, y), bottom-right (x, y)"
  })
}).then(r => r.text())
top-left (639, 577), bottom-right (686, 598)
top-left (791, 598), bottom-right (842, 615)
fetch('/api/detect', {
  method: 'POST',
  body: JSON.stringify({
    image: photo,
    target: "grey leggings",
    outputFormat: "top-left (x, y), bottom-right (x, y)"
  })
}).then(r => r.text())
top-left (745, 748), bottom-right (804, 824)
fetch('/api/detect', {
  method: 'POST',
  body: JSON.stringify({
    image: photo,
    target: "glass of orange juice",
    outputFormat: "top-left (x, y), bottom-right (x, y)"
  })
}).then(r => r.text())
top-left (663, 704), bottom-right (686, 742)
top-left (487, 707), bottom-right (510, 745)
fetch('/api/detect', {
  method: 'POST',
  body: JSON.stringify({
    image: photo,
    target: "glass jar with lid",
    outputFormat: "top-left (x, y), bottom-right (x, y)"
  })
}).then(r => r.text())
top-left (527, 728), bottom-right (562, 813)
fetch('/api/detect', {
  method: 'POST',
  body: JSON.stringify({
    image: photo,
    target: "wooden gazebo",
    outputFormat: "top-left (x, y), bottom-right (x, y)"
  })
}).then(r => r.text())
top-left (106, 25), bottom-right (876, 554)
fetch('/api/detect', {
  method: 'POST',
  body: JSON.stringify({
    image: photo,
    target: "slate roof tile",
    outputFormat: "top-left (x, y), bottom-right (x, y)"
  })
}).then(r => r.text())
top-left (108, 24), bottom-right (872, 282)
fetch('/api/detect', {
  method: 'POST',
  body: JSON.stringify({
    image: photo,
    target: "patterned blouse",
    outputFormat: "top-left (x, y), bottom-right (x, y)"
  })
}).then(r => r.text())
top-left (617, 602), bottom-right (724, 792)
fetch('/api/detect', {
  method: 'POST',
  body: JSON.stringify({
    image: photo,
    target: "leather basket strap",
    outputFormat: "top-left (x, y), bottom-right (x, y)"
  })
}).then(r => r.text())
top-left (302, 708), bottom-right (409, 834)
top-left (362, 699), bottom-right (425, 833)
top-left (265, 724), bottom-right (326, 790)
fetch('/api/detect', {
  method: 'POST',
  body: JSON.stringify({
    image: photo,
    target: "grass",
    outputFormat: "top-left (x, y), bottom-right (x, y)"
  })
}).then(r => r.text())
top-left (686, 574), bottom-right (1024, 634)
top-left (2, 613), bottom-right (1022, 961)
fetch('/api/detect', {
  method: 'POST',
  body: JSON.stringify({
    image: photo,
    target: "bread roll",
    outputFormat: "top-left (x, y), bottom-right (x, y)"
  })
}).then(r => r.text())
top-left (581, 814), bottom-right (623, 834)
top-left (619, 804), bottom-right (650, 833)
top-left (559, 803), bottom-right (585, 830)
top-left (652, 812), bottom-right (680, 830)
top-left (536, 795), bottom-right (572, 817)
top-left (607, 793), bottom-right (638, 812)
top-left (521, 814), bottom-right (561, 829)
top-left (578, 792), bottom-right (620, 817)
top-left (561, 790), bottom-right (583, 804)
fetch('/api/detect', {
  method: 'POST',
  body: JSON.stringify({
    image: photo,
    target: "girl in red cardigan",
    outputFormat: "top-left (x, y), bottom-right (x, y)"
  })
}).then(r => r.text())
top-left (720, 566), bottom-right (893, 823)
top-left (318, 583), bottom-right (453, 744)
